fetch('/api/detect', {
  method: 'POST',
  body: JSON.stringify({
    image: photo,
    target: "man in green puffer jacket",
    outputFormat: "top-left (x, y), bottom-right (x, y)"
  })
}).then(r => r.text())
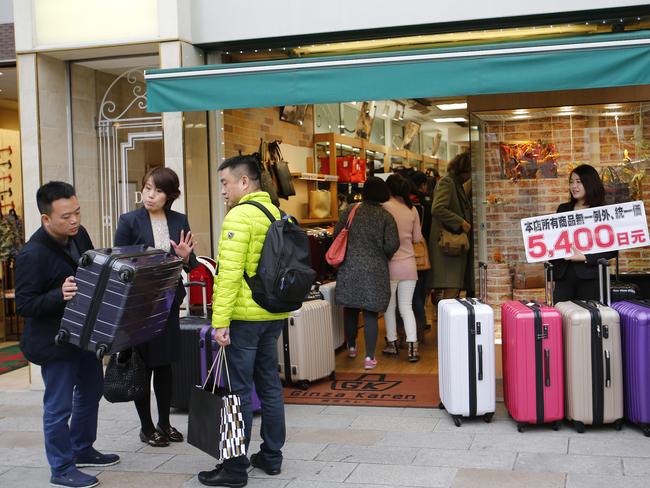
top-left (198, 155), bottom-right (287, 488)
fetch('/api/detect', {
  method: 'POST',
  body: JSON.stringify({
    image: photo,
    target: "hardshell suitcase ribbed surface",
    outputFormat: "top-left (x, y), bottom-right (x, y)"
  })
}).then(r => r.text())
top-left (199, 326), bottom-right (262, 412)
top-left (318, 282), bottom-right (345, 349)
top-left (278, 299), bottom-right (335, 387)
top-left (58, 246), bottom-right (183, 359)
top-left (611, 300), bottom-right (650, 435)
top-left (555, 300), bottom-right (624, 430)
top-left (171, 318), bottom-right (206, 410)
top-left (501, 301), bottom-right (564, 430)
top-left (438, 298), bottom-right (495, 425)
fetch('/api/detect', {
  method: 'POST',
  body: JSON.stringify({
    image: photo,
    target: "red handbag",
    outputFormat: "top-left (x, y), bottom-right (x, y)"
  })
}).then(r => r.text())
top-left (336, 156), bottom-right (354, 182)
top-left (325, 204), bottom-right (360, 267)
top-left (350, 157), bottom-right (367, 183)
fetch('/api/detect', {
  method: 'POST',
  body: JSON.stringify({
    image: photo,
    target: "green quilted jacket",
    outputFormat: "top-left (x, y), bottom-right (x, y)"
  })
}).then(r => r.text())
top-left (212, 191), bottom-right (290, 328)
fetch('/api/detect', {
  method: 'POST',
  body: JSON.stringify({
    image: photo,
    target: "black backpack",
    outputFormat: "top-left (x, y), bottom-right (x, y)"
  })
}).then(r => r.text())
top-left (239, 201), bottom-right (316, 313)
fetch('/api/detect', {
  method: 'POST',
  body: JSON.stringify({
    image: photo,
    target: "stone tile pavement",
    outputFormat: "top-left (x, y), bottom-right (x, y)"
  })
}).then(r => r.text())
top-left (1, 367), bottom-right (650, 487)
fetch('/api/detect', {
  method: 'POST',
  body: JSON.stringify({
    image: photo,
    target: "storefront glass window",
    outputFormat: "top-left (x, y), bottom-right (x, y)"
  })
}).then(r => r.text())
top-left (471, 102), bottom-right (650, 332)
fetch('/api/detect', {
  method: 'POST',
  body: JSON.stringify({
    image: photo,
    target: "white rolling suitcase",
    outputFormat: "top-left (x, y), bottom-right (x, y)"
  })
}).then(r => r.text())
top-left (438, 297), bottom-right (496, 426)
top-left (318, 282), bottom-right (345, 349)
top-left (277, 299), bottom-right (336, 389)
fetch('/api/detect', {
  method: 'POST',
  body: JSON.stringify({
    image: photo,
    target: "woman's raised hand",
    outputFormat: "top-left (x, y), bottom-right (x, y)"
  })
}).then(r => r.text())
top-left (170, 229), bottom-right (196, 262)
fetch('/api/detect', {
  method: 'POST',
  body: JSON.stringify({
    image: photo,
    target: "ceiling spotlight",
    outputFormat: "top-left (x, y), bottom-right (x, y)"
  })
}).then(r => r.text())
top-left (436, 102), bottom-right (467, 111)
top-left (433, 117), bottom-right (467, 123)
top-left (513, 109), bottom-right (530, 115)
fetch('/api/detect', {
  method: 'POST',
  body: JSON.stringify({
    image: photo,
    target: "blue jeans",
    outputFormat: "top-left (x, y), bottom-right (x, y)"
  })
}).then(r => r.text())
top-left (222, 319), bottom-right (286, 478)
top-left (40, 350), bottom-right (104, 476)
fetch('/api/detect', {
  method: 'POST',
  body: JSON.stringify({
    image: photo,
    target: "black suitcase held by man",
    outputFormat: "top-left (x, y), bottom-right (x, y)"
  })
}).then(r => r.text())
top-left (56, 246), bottom-right (183, 359)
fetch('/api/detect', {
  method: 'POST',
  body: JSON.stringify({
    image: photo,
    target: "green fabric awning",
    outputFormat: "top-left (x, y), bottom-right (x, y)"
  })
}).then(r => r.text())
top-left (145, 31), bottom-right (650, 112)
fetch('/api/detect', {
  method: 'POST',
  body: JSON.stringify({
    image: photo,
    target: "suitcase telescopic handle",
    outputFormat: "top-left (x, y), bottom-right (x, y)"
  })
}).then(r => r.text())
top-left (185, 281), bottom-right (208, 319)
top-left (544, 262), bottom-right (554, 306)
top-left (478, 262), bottom-right (488, 302)
top-left (597, 258), bottom-right (611, 306)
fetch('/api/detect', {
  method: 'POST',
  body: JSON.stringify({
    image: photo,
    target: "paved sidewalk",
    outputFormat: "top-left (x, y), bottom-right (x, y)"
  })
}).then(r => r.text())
top-left (1, 367), bottom-right (649, 488)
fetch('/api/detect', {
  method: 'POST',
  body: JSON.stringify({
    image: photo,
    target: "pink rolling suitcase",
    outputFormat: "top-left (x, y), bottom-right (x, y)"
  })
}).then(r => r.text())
top-left (501, 300), bottom-right (564, 432)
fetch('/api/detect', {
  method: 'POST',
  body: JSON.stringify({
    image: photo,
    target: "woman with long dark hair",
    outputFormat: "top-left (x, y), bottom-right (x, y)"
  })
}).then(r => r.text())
top-left (382, 174), bottom-right (423, 362)
top-left (551, 164), bottom-right (617, 302)
top-left (114, 167), bottom-right (198, 447)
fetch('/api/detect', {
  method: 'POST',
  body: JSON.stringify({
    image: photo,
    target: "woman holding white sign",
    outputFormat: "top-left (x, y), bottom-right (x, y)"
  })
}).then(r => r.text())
top-left (551, 164), bottom-right (617, 303)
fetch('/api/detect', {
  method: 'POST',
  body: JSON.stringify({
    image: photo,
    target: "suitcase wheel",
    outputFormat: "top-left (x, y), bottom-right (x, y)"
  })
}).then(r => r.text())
top-left (452, 415), bottom-right (462, 427)
top-left (79, 254), bottom-right (93, 267)
top-left (54, 330), bottom-right (68, 345)
top-left (438, 402), bottom-right (445, 410)
top-left (614, 419), bottom-right (623, 431)
top-left (517, 422), bottom-right (527, 433)
top-left (483, 412), bottom-right (494, 424)
top-left (295, 380), bottom-right (310, 390)
top-left (643, 426), bottom-right (650, 438)
top-left (552, 421), bottom-right (561, 431)
top-left (329, 371), bottom-right (336, 381)
top-left (119, 269), bottom-right (134, 283)
top-left (95, 344), bottom-right (108, 360)
top-left (574, 421), bottom-right (586, 434)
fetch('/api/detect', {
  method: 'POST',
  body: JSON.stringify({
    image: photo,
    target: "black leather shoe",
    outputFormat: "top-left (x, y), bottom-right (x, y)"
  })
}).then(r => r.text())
top-left (250, 453), bottom-right (281, 476)
top-left (157, 424), bottom-right (184, 442)
top-left (197, 465), bottom-right (247, 487)
top-left (139, 430), bottom-right (169, 447)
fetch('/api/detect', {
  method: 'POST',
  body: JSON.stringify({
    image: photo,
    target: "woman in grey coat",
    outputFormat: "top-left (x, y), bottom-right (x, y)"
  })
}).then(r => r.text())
top-left (334, 177), bottom-right (400, 370)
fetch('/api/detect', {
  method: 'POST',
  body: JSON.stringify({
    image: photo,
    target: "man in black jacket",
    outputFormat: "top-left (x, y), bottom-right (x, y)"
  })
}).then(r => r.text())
top-left (15, 182), bottom-right (119, 488)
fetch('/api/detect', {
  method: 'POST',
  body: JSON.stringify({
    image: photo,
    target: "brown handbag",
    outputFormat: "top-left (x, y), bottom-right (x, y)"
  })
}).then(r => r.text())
top-left (512, 262), bottom-right (545, 289)
top-left (414, 239), bottom-right (431, 271)
top-left (438, 228), bottom-right (469, 257)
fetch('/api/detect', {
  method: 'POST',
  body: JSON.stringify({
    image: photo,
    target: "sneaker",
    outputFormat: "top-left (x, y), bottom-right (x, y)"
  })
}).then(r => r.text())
top-left (50, 469), bottom-right (99, 488)
top-left (75, 447), bottom-right (120, 467)
top-left (347, 346), bottom-right (357, 358)
top-left (364, 357), bottom-right (377, 370)
top-left (382, 339), bottom-right (399, 357)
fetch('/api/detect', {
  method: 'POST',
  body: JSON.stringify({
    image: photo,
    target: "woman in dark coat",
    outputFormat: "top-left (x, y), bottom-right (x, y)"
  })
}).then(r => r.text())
top-left (334, 176), bottom-right (400, 370)
top-left (551, 164), bottom-right (617, 302)
top-left (114, 167), bottom-right (198, 447)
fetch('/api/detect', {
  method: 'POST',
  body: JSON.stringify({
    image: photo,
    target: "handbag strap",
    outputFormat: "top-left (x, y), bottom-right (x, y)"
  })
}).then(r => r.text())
top-left (201, 345), bottom-right (232, 393)
top-left (345, 203), bottom-right (361, 230)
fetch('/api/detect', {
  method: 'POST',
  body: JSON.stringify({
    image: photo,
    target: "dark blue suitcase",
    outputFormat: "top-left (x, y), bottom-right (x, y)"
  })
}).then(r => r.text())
top-left (56, 246), bottom-right (183, 359)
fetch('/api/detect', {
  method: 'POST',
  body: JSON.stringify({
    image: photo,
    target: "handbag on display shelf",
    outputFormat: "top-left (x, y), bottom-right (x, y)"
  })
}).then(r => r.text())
top-left (268, 140), bottom-right (296, 199)
top-left (309, 189), bottom-right (332, 219)
top-left (188, 347), bottom-right (246, 460)
top-left (414, 238), bottom-right (431, 271)
top-left (349, 158), bottom-right (367, 184)
top-left (255, 139), bottom-right (280, 207)
top-left (438, 228), bottom-right (470, 257)
top-left (600, 165), bottom-right (632, 205)
top-left (103, 348), bottom-right (148, 403)
top-left (325, 203), bottom-right (360, 267)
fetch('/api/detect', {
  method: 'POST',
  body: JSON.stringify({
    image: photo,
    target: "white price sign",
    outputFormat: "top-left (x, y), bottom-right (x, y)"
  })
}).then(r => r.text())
top-left (521, 201), bottom-right (649, 263)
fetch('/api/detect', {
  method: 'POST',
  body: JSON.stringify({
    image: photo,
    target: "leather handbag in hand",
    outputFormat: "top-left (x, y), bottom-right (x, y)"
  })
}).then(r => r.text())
top-left (103, 348), bottom-right (147, 403)
top-left (325, 203), bottom-right (360, 267)
top-left (413, 238), bottom-right (431, 271)
top-left (268, 140), bottom-right (296, 199)
top-left (438, 228), bottom-right (470, 257)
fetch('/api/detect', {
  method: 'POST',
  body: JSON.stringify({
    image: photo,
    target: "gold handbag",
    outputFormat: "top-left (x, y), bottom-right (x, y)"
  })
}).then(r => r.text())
top-left (309, 190), bottom-right (331, 219)
top-left (413, 239), bottom-right (431, 271)
top-left (438, 229), bottom-right (469, 257)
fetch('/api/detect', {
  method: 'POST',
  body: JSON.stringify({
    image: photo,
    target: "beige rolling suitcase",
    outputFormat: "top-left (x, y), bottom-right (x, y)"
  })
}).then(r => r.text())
top-left (277, 299), bottom-right (336, 389)
top-left (318, 282), bottom-right (345, 350)
top-left (554, 259), bottom-right (624, 432)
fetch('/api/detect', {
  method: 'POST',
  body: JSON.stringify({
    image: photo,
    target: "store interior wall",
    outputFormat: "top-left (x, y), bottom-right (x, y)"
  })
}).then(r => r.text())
top-left (479, 111), bottom-right (650, 279)
top-left (223, 105), bottom-right (314, 218)
top-left (0, 102), bottom-right (22, 221)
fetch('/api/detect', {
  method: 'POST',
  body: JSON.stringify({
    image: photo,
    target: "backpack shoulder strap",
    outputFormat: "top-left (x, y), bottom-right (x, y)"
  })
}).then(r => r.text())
top-left (238, 200), bottom-right (276, 223)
